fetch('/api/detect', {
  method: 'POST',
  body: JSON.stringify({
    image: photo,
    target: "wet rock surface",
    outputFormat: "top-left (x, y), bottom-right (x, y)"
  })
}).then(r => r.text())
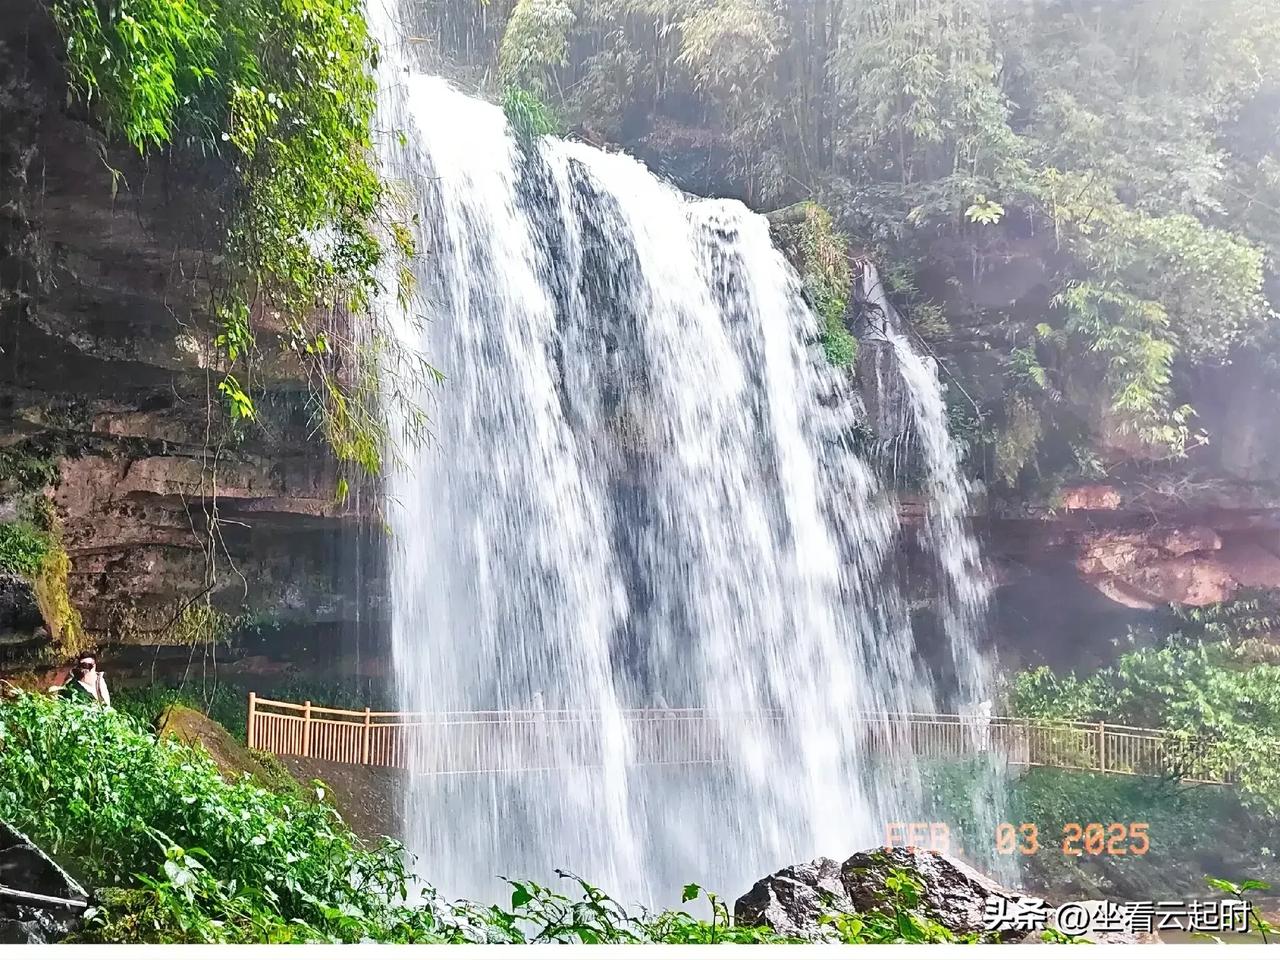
top-left (734, 856), bottom-right (853, 936)
top-left (736, 847), bottom-right (1158, 943)
top-left (0, 574), bottom-right (43, 645)
top-left (0, 820), bottom-right (89, 944)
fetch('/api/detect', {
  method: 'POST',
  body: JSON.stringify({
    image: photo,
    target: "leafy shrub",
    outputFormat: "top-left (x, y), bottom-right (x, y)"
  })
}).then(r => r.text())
top-left (503, 86), bottom-right (562, 142)
top-left (1006, 641), bottom-right (1280, 811)
top-left (0, 522), bottom-right (50, 577)
top-left (0, 691), bottom-right (440, 942)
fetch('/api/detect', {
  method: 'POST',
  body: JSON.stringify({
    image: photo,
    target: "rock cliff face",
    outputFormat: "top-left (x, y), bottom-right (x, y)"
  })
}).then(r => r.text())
top-left (0, 0), bottom-right (384, 668)
top-left (3, 0), bottom-right (1277, 680)
top-left (769, 223), bottom-right (1280, 668)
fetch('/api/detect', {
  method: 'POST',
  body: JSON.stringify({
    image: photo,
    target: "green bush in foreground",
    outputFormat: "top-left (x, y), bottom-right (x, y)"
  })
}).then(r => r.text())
top-left (0, 691), bottom-right (436, 942)
top-left (0, 692), bottom-right (976, 944)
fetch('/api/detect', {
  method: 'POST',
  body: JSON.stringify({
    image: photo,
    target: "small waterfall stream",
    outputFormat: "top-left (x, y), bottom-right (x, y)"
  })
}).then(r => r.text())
top-left (371, 20), bottom-right (996, 904)
top-left (858, 264), bottom-right (993, 707)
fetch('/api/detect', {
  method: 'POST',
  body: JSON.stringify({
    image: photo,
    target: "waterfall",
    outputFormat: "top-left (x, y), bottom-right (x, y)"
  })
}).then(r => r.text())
top-left (858, 264), bottom-right (992, 707)
top-left (370, 26), bottom-right (995, 903)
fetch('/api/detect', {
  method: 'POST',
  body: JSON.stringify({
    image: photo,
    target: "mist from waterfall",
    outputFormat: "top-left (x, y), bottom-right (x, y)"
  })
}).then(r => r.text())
top-left (370, 9), bottom-right (996, 904)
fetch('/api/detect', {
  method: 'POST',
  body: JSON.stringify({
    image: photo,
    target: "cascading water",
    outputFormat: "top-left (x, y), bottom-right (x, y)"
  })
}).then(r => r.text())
top-left (857, 264), bottom-right (992, 707)
top-left (372, 24), bottom-right (995, 904)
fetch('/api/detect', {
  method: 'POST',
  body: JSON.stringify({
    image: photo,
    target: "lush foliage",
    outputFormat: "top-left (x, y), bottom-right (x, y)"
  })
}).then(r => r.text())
top-left (0, 691), bottom-right (438, 942)
top-left (0, 521), bottom-right (50, 577)
top-left (503, 86), bottom-right (562, 143)
top-left (0, 692), bottom-right (986, 943)
top-left (921, 761), bottom-right (1278, 901)
top-left (770, 202), bottom-right (857, 366)
top-left (427, 0), bottom-right (1280, 480)
top-left (1007, 639), bottom-right (1280, 812)
top-left (50, 0), bottom-right (417, 482)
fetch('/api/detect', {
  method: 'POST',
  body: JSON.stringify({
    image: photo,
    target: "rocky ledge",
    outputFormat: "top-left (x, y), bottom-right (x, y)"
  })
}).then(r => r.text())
top-left (0, 819), bottom-right (89, 944)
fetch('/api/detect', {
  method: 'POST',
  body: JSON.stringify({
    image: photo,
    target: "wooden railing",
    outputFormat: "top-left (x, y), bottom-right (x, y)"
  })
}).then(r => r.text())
top-left (247, 694), bottom-right (1238, 784)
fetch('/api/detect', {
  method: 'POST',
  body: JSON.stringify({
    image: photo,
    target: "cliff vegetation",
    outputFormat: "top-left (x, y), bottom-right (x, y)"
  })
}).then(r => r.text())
top-left (50, 0), bottom-right (422, 483)
top-left (436, 0), bottom-right (1280, 487)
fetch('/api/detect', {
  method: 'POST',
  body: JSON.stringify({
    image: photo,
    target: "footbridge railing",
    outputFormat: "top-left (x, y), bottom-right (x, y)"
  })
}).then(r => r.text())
top-left (246, 694), bottom-right (1237, 785)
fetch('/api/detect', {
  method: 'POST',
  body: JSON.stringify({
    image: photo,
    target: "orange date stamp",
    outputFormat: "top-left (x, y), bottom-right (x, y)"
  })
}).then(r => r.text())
top-left (884, 821), bottom-right (1151, 858)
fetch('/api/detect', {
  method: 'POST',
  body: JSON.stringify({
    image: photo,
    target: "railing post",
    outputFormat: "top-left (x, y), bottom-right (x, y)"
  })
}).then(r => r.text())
top-left (362, 707), bottom-right (372, 765)
top-left (1097, 721), bottom-right (1106, 773)
top-left (247, 691), bottom-right (257, 750)
top-left (303, 700), bottom-right (313, 758)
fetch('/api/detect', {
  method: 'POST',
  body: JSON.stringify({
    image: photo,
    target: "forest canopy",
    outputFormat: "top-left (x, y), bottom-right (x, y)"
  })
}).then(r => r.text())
top-left (420, 0), bottom-right (1280, 487)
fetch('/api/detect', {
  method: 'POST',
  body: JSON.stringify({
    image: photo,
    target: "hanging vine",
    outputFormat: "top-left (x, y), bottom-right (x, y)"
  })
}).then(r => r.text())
top-left (51, 0), bottom-right (426, 485)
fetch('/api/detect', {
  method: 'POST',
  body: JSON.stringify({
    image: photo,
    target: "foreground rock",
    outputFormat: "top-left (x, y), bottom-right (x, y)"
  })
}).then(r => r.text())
top-left (0, 820), bottom-right (89, 944)
top-left (733, 857), bottom-right (855, 937)
top-left (736, 847), bottom-right (1158, 943)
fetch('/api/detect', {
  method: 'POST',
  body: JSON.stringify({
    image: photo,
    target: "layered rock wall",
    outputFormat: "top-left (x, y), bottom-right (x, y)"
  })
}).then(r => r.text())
top-left (0, 0), bottom-right (384, 668)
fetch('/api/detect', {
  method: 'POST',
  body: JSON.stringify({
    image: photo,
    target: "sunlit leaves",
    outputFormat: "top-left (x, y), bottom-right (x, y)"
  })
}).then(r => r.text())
top-left (964, 194), bottom-right (1004, 225)
top-left (1008, 640), bottom-right (1280, 812)
top-left (216, 375), bottom-right (255, 421)
top-left (0, 692), bottom-right (436, 942)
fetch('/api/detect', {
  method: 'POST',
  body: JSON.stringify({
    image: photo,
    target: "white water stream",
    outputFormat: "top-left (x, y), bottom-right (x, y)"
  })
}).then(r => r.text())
top-left (371, 13), bottom-right (994, 906)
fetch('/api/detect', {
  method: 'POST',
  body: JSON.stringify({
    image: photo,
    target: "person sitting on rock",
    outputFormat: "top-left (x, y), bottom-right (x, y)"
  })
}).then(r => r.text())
top-left (57, 654), bottom-right (111, 707)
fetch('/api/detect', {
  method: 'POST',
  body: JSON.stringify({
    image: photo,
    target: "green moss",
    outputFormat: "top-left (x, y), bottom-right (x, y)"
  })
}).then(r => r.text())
top-left (0, 502), bottom-right (87, 654)
top-left (248, 748), bottom-right (305, 799)
top-left (34, 539), bottom-right (87, 655)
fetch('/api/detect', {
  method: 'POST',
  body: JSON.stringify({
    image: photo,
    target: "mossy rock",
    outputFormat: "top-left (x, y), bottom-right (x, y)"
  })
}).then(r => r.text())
top-left (156, 705), bottom-right (298, 796)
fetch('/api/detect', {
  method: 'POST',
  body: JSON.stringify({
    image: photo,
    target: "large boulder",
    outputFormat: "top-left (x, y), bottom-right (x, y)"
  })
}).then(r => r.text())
top-left (840, 847), bottom-right (1020, 937)
top-left (735, 847), bottom-right (1158, 944)
top-left (0, 820), bottom-right (89, 944)
top-left (734, 857), bottom-right (854, 936)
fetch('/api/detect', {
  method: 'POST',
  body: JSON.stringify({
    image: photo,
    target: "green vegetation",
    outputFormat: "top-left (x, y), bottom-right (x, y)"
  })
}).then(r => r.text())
top-left (502, 87), bottom-right (562, 143)
top-left (0, 691), bottom-right (435, 942)
top-left (0, 446), bottom-right (60, 494)
top-left (0, 521), bottom-right (50, 577)
top-left (0, 691), bottom-right (986, 943)
top-left (922, 761), bottom-right (1278, 899)
top-left (1007, 639), bottom-right (1280, 813)
top-left (432, 0), bottom-right (1280, 481)
top-left (112, 674), bottom-right (389, 742)
top-left (50, 0), bottom-right (420, 482)
top-left (0, 508), bottom-right (85, 654)
top-left (771, 202), bottom-right (857, 367)
top-left (33, 539), bottom-right (86, 654)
